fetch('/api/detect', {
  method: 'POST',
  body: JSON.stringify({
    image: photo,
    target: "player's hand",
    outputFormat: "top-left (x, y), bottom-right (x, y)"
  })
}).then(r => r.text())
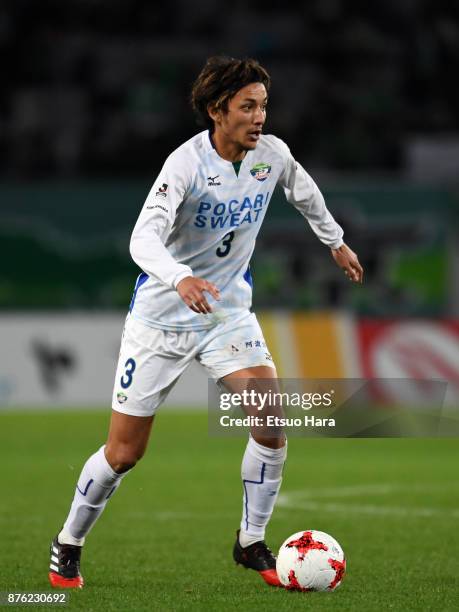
top-left (331, 243), bottom-right (364, 283)
top-left (176, 276), bottom-right (220, 314)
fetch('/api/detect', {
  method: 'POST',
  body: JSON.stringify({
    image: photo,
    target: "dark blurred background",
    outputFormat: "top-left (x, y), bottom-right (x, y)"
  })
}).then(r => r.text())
top-left (1, 0), bottom-right (458, 315)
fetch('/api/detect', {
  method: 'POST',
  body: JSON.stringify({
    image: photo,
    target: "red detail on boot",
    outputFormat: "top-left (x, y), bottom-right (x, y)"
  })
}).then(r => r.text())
top-left (286, 569), bottom-right (312, 592)
top-left (48, 572), bottom-right (84, 589)
top-left (328, 557), bottom-right (346, 589)
top-left (287, 531), bottom-right (328, 560)
top-left (259, 569), bottom-right (281, 587)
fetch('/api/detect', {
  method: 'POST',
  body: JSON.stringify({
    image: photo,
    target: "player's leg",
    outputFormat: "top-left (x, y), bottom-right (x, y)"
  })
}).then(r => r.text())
top-left (49, 315), bottom-right (195, 588)
top-left (49, 411), bottom-right (155, 589)
top-left (222, 364), bottom-right (285, 448)
top-left (221, 366), bottom-right (286, 586)
top-left (60, 411), bottom-right (154, 545)
top-left (197, 313), bottom-right (286, 586)
top-left (105, 409), bottom-right (155, 471)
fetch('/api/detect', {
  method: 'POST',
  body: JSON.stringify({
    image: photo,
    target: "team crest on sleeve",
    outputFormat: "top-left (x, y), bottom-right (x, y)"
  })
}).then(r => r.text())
top-left (250, 162), bottom-right (271, 182)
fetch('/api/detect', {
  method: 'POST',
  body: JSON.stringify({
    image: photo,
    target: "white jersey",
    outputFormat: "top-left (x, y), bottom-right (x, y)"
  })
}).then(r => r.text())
top-left (129, 130), bottom-right (343, 331)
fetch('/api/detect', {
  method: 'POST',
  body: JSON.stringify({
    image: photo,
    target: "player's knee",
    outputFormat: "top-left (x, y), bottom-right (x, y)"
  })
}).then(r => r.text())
top-left (105, 444), bottom-right (145, 474)
top-left (252, 432), bottom-right (287, 449)
top-left (113, 459), bottom-right (137, 474)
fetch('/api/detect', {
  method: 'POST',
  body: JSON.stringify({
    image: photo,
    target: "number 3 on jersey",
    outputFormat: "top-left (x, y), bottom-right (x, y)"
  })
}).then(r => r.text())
top-left (216, 231), bottom-right (234, 257)
top-left (121, 358), bottom-right (136, 388)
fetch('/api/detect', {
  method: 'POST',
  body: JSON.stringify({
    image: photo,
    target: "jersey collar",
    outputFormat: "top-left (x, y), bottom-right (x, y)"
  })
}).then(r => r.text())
top-left (203, 130), bottom-right (252, 168)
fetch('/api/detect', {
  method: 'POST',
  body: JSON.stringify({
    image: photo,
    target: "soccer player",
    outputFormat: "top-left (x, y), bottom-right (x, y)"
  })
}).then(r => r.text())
top-left (48, 56), bottom-right (363, 589)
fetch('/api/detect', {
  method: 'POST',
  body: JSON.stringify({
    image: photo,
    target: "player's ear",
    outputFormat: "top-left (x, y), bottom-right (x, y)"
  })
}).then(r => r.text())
top-left (207, 103), bottom-right (221, 125)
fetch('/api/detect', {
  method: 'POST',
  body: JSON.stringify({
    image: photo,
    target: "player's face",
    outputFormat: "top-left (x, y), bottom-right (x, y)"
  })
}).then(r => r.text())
top-left (212, 82), bottom-right (267, 152)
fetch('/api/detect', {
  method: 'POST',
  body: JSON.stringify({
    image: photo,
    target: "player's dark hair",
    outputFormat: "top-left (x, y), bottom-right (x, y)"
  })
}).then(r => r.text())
top-left (191, 56), bottom-right (271, 131)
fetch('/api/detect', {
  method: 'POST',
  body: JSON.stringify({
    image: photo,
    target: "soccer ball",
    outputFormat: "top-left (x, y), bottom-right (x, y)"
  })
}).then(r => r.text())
top-left (276, 530), bottom-right (346, 592)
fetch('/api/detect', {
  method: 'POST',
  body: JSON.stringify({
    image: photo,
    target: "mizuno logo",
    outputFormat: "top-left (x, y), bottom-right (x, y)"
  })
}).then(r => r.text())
top-left (207, 175), bottom-right (221, 186)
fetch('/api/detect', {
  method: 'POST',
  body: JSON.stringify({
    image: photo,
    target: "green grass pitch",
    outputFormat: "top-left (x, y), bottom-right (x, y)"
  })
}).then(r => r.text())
top-left (0, 409), bottom-right (458, 611)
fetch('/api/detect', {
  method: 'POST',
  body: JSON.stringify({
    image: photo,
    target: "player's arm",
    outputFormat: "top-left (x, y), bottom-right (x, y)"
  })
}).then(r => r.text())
top-left (129, 158), bottom-right (220, 313)
top-left (278, 142), bottom-right (363, 283)
top-left (129, 164), bottom-right (192, 289)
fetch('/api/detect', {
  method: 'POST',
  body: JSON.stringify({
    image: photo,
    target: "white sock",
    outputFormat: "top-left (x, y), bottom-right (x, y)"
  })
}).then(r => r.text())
top-left (59, 445), bottom-right (127, 545)
top-left (239, 436), bottom-right (287, 547)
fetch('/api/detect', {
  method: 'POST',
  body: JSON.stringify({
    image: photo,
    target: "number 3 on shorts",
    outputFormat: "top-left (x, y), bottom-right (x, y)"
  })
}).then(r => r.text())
top-left (121, 358), bottom-right (136, 388)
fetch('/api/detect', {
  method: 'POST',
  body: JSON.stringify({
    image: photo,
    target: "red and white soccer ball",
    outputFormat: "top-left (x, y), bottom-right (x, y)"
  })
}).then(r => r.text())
top-left (276, 530), bottom-right (346, 592)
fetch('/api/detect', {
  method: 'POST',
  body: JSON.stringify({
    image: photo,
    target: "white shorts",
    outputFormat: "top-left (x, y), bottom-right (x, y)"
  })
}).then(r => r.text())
top-left (111, 311), bottom-right (275, 417)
